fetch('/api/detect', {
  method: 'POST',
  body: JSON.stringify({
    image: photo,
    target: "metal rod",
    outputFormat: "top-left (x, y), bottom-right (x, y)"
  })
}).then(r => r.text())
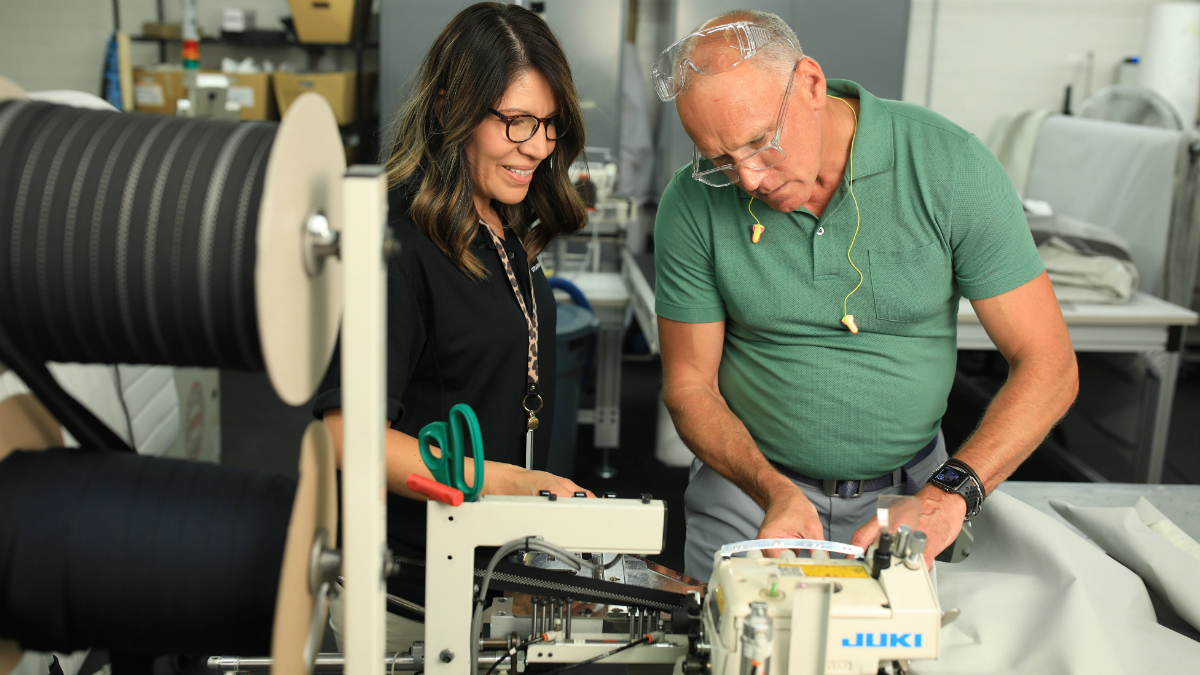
top-left (208, 653), bottom-right (503, 673)
top-left (565, 598), bottom-right (573, 639)
top-left (338, 577), bottom-right (426, 617)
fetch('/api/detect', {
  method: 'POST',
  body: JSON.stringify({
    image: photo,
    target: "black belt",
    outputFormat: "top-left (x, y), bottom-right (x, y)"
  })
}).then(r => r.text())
top-left (771, 433), bottom-right (939, 499)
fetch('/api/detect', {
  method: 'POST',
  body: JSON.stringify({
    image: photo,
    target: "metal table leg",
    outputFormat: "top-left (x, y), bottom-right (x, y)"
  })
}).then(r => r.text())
top-left (592, 303), bottom-right (625, 478)
top-left (1137, 345), bottom-right (1184, 484)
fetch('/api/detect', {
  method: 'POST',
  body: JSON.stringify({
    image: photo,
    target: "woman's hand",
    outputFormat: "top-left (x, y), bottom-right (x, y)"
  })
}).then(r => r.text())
top-left (483, 461), bottom-right (595, 498)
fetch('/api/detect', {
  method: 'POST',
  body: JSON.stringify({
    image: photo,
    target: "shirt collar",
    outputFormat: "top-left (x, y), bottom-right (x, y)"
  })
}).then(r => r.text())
top-left (825, 79), bottom-right (894, 180)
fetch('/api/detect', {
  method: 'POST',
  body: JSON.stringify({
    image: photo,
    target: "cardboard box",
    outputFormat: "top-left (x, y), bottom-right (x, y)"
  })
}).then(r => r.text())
top-left (133, 67), bottom-right (184, 115)
top-left (133, 68), bottom-right (276, 120)
top-left (222, 9), bottom-right (257, 33)
top-left (273, 71), bottom-right (374, 126)
top-left (220, 72), bottom-right (277, 120)
top-left (288, 0), bottom-right (356, 44)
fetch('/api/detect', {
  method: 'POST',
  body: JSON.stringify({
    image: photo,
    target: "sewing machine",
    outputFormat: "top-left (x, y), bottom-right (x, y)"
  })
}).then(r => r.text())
top-left (694, 538), bottom-right (942, 675)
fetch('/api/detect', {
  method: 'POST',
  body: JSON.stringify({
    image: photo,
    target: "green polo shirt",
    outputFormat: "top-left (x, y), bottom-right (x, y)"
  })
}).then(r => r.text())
top-left (655, 79), bottom-right (1043, 480)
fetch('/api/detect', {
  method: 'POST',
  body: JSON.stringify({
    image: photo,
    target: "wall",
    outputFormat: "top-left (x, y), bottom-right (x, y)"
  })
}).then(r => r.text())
top-left (653, 0), bottom-right (913, 193)
top-left (902, 0), bottom-right (1160, 139)
top-left (379, 0), bottom-right (625, 157)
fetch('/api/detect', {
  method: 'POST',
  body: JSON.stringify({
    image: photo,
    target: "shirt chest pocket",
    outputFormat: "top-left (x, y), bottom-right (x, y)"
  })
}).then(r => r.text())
top-left (869, 242), bottom-right (949, 322)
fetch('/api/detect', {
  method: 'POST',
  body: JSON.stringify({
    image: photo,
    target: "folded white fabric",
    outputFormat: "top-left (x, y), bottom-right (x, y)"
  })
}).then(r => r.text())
top-left (1050, 497), bottom-right (1200, 632)
top-left (1039, 236), bottom-right (1139, 303)
top-left (1028, 213), bottom-right (1140, 304)
top-left (915, 491), bottom-right (1200, 674)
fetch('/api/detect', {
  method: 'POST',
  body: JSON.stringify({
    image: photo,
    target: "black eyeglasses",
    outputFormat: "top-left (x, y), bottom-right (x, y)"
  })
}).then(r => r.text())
top-left (488, 108), bottom-right (567, 142)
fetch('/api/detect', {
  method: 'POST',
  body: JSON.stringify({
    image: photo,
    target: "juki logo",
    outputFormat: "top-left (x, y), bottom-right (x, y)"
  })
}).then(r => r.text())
top-left (842, 633), bottom-right (923, 648)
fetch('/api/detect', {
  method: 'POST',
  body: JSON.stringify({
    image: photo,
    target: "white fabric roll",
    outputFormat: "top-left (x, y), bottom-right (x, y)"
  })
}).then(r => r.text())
top-left (1139, 2), bottom-right (1200, 128)
top-left (1050, 497), bottom-right (1200, 632)
top-left (916, 492), bottom-right (1200, 673)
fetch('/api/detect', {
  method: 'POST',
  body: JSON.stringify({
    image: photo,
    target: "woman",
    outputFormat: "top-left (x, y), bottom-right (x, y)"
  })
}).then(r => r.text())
top-left (312, 1), bottom-right (591, 650)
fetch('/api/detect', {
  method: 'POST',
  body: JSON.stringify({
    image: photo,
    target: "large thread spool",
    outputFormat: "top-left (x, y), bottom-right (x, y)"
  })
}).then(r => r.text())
top-left (0, 447), bottom-right (295, 655)
top-left (0, 95), bottom-right (344, 405)
top-left (0, 414), bottom-right (336, 675)
top-left (0, 100), bottom-right (272, 368)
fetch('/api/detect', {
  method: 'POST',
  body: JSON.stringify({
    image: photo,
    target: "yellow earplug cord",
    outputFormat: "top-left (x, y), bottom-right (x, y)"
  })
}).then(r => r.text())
top-left (829, 95), bottom-right (862, 332)
top-left (746, 94), bottom-right (862, 332)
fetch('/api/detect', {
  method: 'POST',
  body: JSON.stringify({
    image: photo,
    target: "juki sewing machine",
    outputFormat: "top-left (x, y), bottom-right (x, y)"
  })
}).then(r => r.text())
top-left (210, 489), bottom-right (949, 675)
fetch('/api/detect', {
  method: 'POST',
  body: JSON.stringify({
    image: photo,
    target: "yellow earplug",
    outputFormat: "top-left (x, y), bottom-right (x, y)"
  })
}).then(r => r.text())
top-left (841, 314), bottom-right (859, 334)
top-left (748, 198), bottom-right (765, 244)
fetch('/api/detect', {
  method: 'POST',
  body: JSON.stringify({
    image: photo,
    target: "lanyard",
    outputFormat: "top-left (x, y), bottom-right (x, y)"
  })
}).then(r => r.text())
top-left (481, 222), bottom-right (542, 470)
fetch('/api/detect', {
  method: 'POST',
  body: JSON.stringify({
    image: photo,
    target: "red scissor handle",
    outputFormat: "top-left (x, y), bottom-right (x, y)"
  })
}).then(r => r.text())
top-left (407, 473), bottom-right (464, 506)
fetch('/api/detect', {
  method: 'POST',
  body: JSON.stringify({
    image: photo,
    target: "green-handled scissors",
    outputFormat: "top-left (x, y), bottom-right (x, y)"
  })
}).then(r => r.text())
top-left (418, 403), bottom-right (485, 502)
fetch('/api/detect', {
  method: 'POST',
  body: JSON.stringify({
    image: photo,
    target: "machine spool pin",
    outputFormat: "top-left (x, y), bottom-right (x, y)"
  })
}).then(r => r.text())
top-left (304, 214), bottom-right (340, 277)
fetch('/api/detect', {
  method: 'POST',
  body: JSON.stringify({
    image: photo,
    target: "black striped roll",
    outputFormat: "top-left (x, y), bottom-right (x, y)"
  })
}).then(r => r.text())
top-left (0, 100), bottom-right (277, 370)
top-left (0, 447), bottom-right (296, 654)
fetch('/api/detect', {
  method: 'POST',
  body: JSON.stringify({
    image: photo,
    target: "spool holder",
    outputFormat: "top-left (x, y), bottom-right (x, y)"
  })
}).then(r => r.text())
top-left (0, 88), bottom-right (387, 675)
top-left (0, 85), bottom-right (388, 675)
top-left (271, 161), bottom-right (390, 675)
top-left (337, 164), bottom-right (390, 675)
top-left (256, 93), bottom-right (345, 407)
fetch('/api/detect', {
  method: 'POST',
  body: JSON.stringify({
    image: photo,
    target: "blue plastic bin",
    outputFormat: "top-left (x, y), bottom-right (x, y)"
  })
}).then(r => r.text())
top-left (547, 302), bottom-right (599, 478)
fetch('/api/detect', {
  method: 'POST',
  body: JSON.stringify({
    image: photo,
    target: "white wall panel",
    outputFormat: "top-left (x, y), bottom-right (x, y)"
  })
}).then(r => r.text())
top-left (904, 0), bottom-right (1158, 138)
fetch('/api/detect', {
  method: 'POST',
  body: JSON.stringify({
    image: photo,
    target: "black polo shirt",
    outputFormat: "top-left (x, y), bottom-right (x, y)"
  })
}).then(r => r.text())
top-left (312, 181), bottom-right (557, 598)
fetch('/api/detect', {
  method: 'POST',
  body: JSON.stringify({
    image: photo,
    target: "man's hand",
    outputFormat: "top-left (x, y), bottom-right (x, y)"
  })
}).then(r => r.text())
top-left (850, 485), bottom-right (966, 568)
top-left (755, 484), bottom-right (825, 553)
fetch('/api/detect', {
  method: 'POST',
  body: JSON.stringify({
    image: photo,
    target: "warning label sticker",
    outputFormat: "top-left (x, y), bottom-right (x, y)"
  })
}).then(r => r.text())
top-left (777, 563), bottom-right (870, 578)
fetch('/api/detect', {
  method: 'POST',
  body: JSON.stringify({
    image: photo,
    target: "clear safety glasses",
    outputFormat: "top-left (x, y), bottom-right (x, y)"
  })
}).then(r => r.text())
top-left (691, 65), bottom-right (796, 187)
top-left (651, 21), bottom-right (787, 102)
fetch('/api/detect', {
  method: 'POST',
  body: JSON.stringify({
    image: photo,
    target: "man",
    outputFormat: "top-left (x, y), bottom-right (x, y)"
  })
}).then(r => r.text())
top-left (652, 10), bottom-right (1078, 580)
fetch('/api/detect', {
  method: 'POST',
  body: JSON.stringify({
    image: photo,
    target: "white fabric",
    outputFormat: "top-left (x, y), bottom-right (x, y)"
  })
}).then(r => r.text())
top-left (0, 364), bottom-right (179, 457)
top-left (1038, 237), bottom-right (1139, 304)
top-left (1025, 115), bottom-right (1181, 297)
top-left (985, 109), bottom-right (1052, 196)
top-left (27, 90), bottom-right (116, 111)
top-left (8, 649), bottom-right (90, 675)
top-left (914, 491), bottom-right (1200, 674)
top-left (1050, 497), bottom-right (1200, 632)
top-left (1134, 497), bottom-right (1200, 561)
top-left (614, 41), bottom-right (655, 204)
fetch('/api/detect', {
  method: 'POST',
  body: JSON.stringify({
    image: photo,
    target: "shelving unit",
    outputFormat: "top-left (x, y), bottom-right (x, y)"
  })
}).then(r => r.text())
top-left (128, 0), bottom-right (379, 160)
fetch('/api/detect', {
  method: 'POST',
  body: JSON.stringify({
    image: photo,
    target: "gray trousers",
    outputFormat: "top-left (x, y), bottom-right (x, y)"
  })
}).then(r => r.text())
top-left (684, 432), bottom-right (948, 581)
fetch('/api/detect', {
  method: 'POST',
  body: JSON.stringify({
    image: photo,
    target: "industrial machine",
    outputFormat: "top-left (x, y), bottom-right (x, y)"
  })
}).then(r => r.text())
top-left (213, 494), bottom-right (947, 675)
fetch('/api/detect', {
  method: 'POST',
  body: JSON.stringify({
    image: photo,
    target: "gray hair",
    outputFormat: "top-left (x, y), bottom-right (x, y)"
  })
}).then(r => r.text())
top-left (678, 9), bottom-right (804, 93)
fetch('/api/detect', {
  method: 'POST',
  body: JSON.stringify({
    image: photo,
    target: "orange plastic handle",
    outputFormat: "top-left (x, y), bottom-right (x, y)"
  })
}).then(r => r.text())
top-left (407, 473), bottom-right (464, 506)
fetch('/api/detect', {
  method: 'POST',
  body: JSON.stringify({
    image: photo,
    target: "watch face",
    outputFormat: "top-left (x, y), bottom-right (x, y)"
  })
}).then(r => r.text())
top-left (934, 465), bottom-right (969, 490)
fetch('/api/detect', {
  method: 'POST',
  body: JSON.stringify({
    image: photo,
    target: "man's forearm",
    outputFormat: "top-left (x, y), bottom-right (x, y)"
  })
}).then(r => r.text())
top-left (663, 382), bottom-right (796, 510)
top-left (952, 350), bottom-right (1078, 493)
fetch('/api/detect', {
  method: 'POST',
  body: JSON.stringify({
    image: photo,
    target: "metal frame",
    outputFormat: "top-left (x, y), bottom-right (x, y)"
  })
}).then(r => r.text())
top-left (339, 166), bottom-right (390, 675)
top-left (422, 495), bottom-right (667, 675)
top-left (958, 295), bottom-right (1196, 484)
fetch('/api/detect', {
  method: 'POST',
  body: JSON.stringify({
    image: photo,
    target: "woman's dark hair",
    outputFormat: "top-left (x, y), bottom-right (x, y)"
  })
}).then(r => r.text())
top-left (385, 2), bottom-right (587, 279)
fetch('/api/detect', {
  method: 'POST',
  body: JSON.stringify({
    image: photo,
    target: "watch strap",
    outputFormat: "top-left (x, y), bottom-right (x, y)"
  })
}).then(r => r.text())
top-left (932, 458), bottom-right (985, 520)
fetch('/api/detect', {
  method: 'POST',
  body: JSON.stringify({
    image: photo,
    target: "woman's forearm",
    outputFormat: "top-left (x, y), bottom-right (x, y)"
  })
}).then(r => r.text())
top-left (321, 409), bottom-right (588, 501)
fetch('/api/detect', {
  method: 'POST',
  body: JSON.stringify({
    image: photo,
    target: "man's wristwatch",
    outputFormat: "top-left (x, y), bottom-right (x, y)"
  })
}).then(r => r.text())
top-left (928, 459), bottom-right (985, 520)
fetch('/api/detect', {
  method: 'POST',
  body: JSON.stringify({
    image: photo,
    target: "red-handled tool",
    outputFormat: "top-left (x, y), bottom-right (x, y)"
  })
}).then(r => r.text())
top-left (407, 473), bottom-right (464, 506)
